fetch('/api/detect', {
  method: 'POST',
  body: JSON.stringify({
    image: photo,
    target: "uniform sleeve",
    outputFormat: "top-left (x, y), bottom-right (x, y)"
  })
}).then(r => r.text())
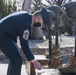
top-left (12, 37), bottom-right (17, 43)
top-left (19, 29), bottom-right (35, 61)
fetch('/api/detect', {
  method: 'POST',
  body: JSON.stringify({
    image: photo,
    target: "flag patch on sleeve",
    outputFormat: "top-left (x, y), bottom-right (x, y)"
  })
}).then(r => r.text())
top-left (23, 29), bottom-right (29, 40)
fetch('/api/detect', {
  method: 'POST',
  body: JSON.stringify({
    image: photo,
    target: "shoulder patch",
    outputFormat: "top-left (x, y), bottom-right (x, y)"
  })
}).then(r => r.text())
top-left (23, 29), bottom-right (29, 40)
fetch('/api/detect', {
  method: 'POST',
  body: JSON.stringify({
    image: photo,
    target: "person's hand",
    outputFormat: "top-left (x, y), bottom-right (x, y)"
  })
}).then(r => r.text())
top-left (31, 60), bottom-right (42, 70)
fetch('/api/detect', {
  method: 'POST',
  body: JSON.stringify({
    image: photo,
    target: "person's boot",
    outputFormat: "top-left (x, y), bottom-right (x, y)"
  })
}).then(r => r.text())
top-left (52, 45), bottom-right (60, 56)
top-left (58, 56), bottom-right (76, 74)
top-left (44, 45), bottom-right (61, 68)
top-left (72, 57), bottom-right (76, 73)
top-left (44, 45), bottom-right (60, 58)
top-left (50, 45), bottom-right (62, 68)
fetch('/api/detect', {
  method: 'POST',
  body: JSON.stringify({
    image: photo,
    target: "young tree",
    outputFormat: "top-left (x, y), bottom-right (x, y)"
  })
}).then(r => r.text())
top-left (22, 0), bottom-right (32, 13)
top-left (0, 0), bottom-right (17, 19)
top-left (0, 0), bottom-right (6, 19)
top-left (12, 0), bottom-right (17, 13)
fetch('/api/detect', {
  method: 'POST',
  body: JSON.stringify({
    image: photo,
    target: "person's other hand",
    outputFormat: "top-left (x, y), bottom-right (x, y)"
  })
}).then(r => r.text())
top-left (31, 60), bottom-right (42, 70)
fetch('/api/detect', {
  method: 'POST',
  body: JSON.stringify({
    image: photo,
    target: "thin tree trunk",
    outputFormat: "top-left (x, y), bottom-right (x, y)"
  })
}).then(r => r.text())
top-left (22, 0), bottom-right (32, 13)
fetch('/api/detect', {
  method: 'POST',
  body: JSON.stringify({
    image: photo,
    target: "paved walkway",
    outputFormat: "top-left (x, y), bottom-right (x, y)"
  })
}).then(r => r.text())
top-left (0, 59), bottom-right (27, 75)
top-left (0, 59), bottom-right (74, 75)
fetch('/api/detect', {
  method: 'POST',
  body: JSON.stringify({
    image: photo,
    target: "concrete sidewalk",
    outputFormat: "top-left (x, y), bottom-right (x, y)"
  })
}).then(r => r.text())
top-left (0, 59), bottom-right (74, 75)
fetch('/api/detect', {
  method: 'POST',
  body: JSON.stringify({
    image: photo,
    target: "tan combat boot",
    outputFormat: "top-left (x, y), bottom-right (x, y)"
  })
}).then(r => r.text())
top-left (58, 56), bottom-right (76, 73)
top-left (50, 45), bottom-right (62, 68)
